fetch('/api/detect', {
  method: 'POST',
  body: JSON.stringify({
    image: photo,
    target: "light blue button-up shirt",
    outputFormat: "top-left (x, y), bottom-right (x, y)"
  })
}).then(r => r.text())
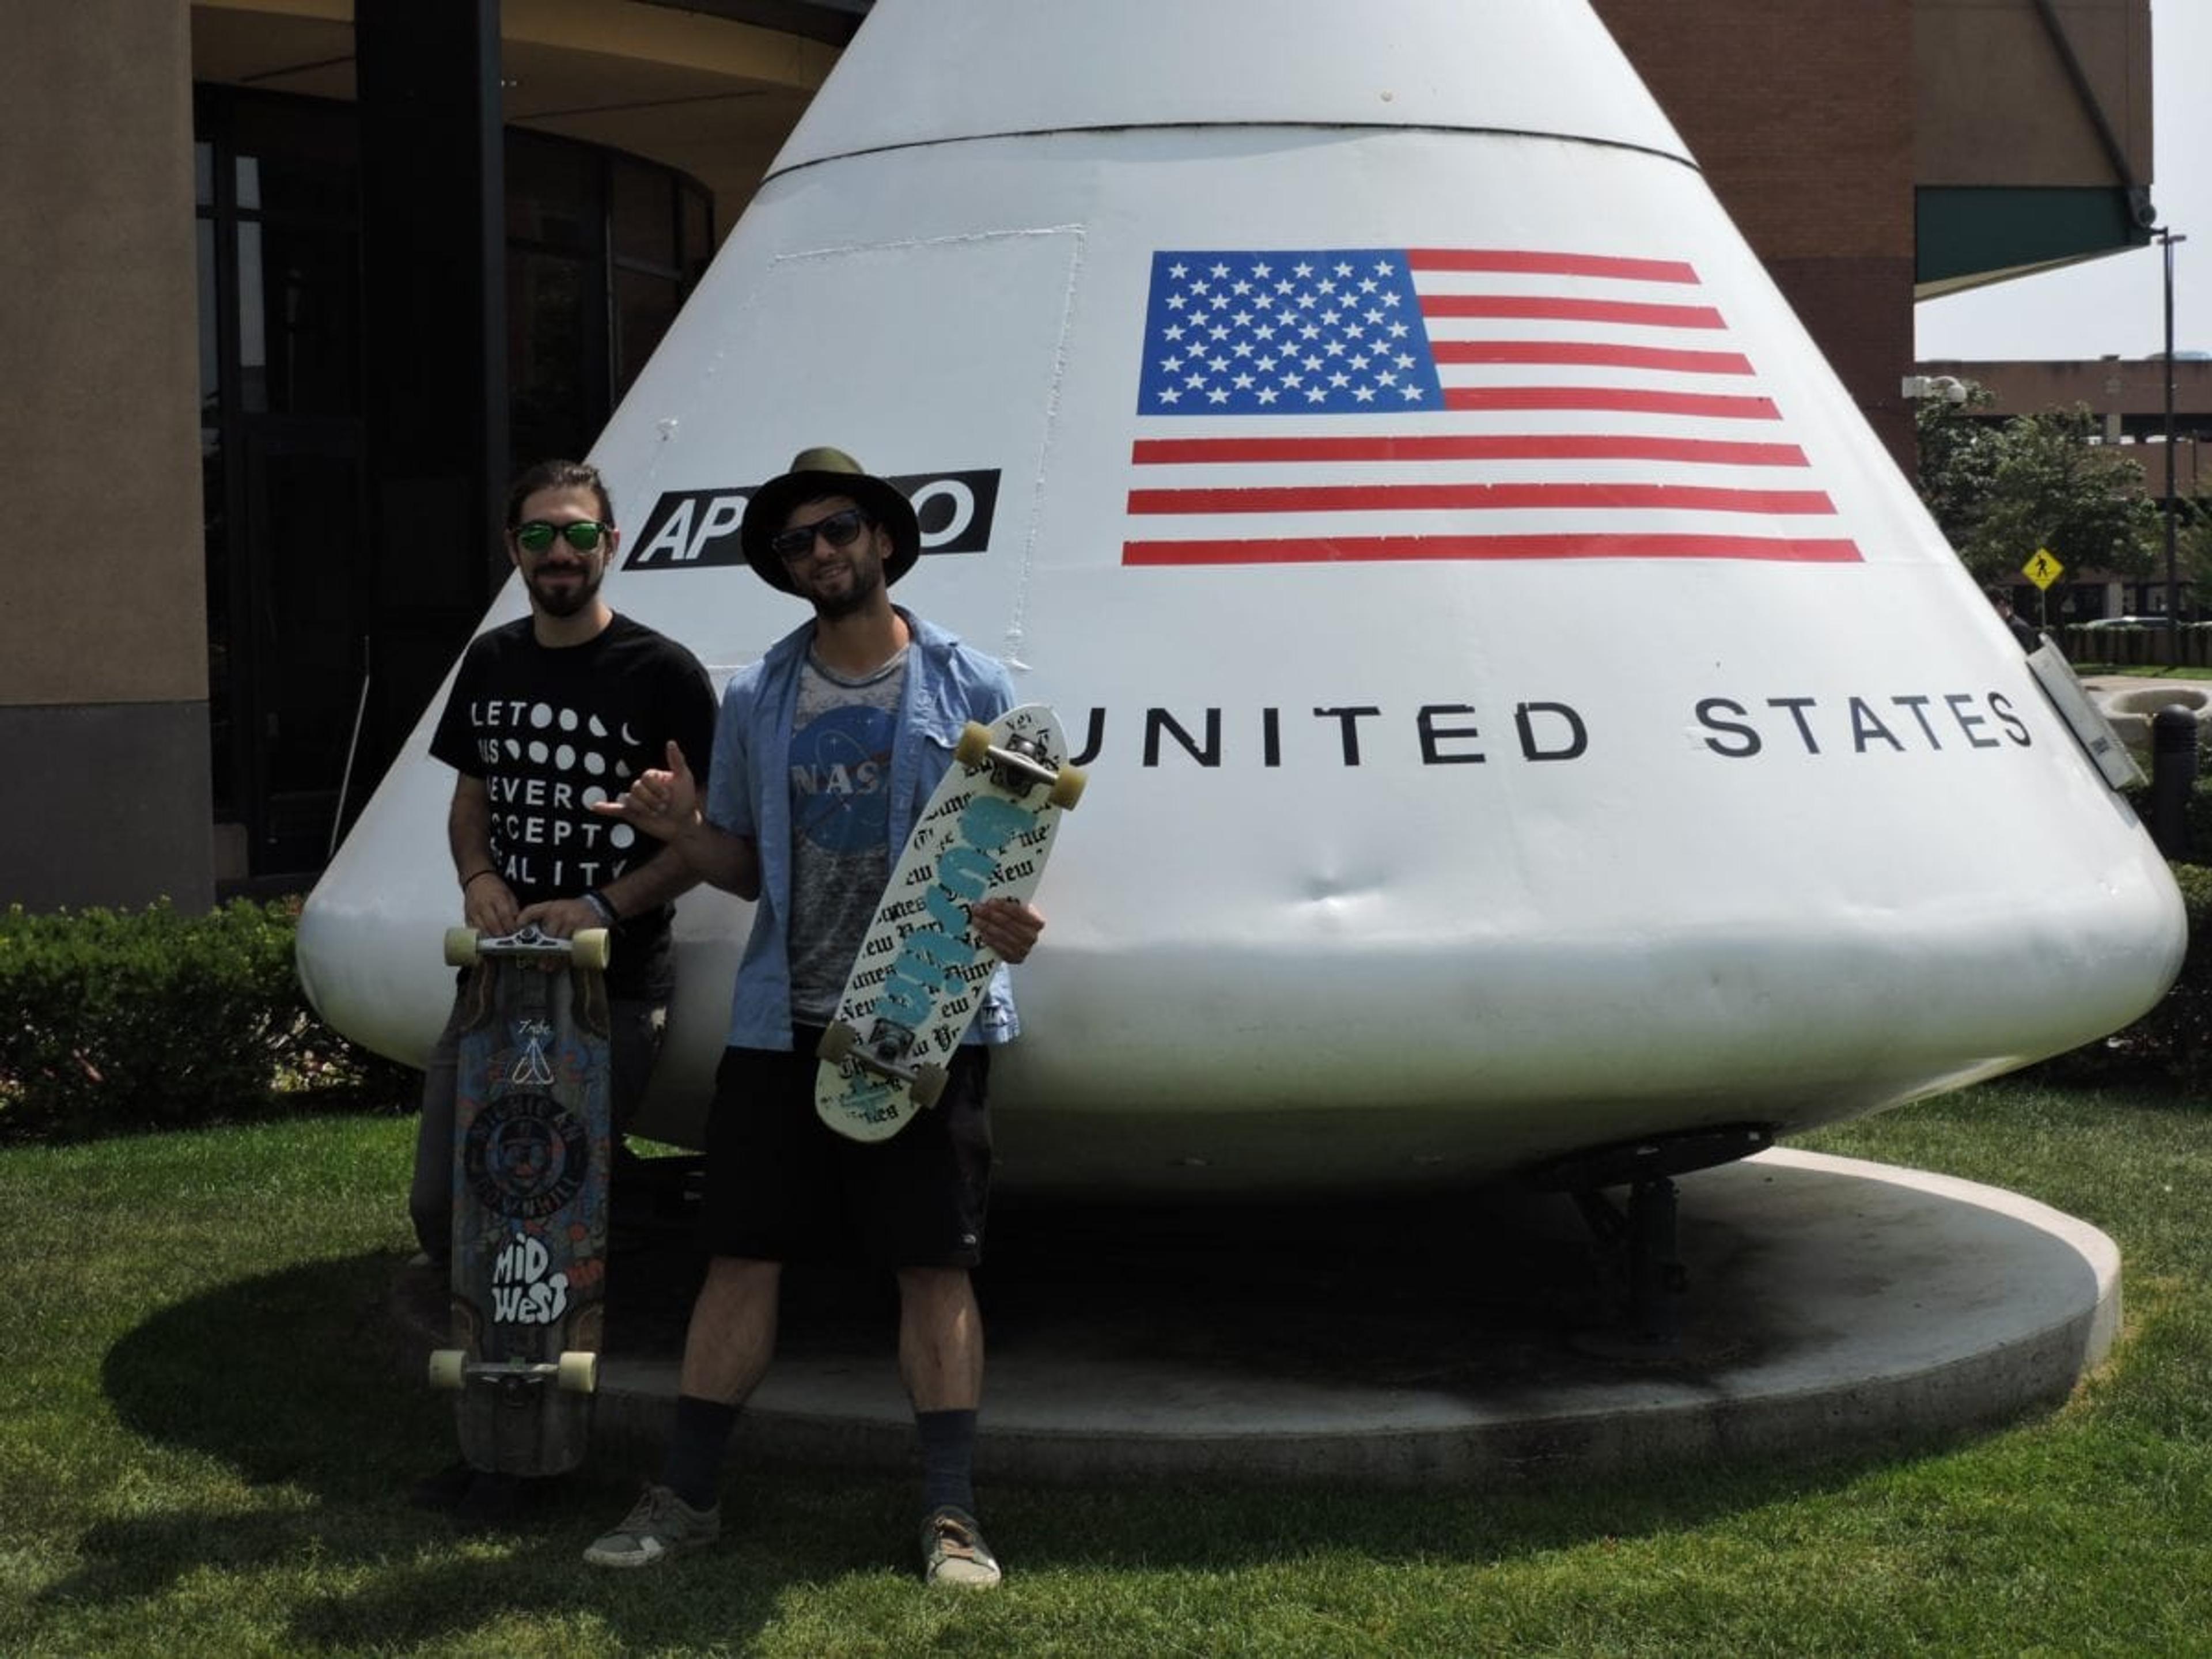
top-left (705, 608), bottom-right (1022, 1051)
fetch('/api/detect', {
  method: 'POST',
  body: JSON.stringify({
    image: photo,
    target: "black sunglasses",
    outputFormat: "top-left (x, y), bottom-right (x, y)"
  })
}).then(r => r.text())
top-left (768, 507), bottom-right (872, 563)
top-left (514, 520), bottom-right (613, 554)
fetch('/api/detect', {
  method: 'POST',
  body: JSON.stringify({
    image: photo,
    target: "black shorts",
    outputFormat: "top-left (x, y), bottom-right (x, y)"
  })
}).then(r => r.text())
top-left (699, 1029), bottom-right (993, 1268)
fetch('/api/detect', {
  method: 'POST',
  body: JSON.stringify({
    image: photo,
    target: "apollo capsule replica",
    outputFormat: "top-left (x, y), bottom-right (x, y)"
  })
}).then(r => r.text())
top-left (298, 0), bottom-right (2184, 1198)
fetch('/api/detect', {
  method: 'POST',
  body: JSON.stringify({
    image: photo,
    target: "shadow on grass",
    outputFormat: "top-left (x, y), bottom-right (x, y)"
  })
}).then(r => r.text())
top-left (99, 1252), bottom-right (434, 1497)
top-left (52, 1250), bottom-right (809, 1650)
top-left (41, 1497), bottom-right (831, 1653)
top-left (43, 1185), bottom-right (2051, 1647)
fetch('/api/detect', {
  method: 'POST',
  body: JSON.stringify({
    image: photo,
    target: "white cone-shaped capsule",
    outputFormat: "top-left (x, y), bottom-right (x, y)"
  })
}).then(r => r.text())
top-left (301, 0), bottom-right (2183, 1195)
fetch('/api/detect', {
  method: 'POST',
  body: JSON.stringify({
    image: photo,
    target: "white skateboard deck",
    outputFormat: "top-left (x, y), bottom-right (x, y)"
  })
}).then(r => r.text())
top-left (815, 703), bottom-right (1082, 1142)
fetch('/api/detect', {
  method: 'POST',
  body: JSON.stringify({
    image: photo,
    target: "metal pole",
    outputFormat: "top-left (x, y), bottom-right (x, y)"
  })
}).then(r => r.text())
top-left (329, 637), bottom-right (373, 863)
top-left (2161, 230), bottom-right (2186, 652)
top-left (2150, 703), bottom-right (2198, 859)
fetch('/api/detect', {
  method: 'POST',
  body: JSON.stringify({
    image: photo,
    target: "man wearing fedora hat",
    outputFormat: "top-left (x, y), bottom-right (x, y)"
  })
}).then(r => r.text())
top-left (583, 448), bottom-right (1043, 1587)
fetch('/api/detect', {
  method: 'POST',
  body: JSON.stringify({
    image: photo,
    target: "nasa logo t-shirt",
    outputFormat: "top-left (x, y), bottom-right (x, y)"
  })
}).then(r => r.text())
top-left (787, 649), bottom-right (907, 1020)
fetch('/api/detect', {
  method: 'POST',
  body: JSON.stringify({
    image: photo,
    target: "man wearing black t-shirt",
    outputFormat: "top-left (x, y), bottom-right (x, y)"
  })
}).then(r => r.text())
top-left (407, 461), bottom-right (716, 1518)
top-left (407, 459), bottom-right (717, 1274)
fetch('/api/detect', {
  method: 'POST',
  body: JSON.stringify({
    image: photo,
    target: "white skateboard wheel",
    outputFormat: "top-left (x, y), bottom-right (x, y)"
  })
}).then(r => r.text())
top-left (955, 722), bottom-right (994, 767)
top-left (556, 1351), bottom-right (600, 1394)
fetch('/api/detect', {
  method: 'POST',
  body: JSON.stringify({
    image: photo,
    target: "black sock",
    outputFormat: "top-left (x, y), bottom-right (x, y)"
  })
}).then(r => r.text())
top-left (661, 1394), bottom-right (738, 1510)
top-left (915, 1408), bottom-right (978, 1515)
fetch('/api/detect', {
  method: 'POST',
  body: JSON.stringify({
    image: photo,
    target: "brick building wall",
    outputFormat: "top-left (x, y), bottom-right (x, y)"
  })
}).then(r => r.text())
top-left (1594, 0), bottom-right (1919, 469)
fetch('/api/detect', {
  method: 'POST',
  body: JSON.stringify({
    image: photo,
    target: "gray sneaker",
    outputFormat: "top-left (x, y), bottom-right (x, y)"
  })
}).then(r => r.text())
top-left (582, 1483), bottom-right (720, 1568)
top-left (919, 1505), bottom-right (1002, 1588)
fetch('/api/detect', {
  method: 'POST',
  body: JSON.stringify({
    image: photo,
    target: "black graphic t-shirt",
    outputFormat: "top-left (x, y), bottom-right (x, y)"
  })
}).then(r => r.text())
top-left (430, 614), bottom-right (717, 997)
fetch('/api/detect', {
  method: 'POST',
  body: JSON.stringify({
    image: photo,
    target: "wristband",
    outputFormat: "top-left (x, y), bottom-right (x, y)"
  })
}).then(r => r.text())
top-left (581, 887), bottom-right (619, 925)
top-left (461, 869), bottom-right (500, 891)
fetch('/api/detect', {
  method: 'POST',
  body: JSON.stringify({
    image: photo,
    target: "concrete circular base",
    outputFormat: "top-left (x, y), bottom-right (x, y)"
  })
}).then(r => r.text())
top-left (400, 1149), bottom-right (2119, 1487)
top-left (2085, 673), bottom-right (2211, 762)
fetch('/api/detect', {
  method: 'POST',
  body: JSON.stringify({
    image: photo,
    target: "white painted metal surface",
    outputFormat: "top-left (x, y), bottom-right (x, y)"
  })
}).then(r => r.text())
top-left (298, 0), bottom-right (2184, 1195)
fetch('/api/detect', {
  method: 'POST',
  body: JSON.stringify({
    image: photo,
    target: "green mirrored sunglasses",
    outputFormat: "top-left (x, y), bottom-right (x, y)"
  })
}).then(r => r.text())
top-left (514, 519), bottom-right (612, 554)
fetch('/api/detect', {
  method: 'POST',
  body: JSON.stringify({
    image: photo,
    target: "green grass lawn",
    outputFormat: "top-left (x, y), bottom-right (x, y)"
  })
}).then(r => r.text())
top-left (5, 1081), bottom-right (2211, 1657)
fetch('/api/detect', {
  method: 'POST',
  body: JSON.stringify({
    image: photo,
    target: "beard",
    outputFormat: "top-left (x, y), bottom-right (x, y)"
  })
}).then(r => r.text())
top-left (806, 555), bottom-right (885, 620)
top-left (528, 560), bottom-right (604, 619)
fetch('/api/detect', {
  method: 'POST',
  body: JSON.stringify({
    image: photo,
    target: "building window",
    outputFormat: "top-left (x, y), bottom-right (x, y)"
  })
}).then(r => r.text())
top-left (194, 88), bottom-right (712, 878)
top-left (506, 130), bottom-right (714, 465)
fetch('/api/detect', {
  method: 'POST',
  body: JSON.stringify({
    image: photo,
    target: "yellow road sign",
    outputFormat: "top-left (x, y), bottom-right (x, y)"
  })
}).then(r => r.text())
top-left (2023, 548), bottom-right (2064, 590)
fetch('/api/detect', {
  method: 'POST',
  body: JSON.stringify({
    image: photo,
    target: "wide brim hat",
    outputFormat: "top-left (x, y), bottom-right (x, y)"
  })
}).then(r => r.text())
top-left (739, 446), bottom-right (921, 594)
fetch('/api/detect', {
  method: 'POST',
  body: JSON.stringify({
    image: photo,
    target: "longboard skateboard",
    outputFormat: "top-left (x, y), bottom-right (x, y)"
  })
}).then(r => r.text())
top-left (427, 923), bottom-right (612, 1476)
top-left (816, 703), bottom-right (1084, 1142)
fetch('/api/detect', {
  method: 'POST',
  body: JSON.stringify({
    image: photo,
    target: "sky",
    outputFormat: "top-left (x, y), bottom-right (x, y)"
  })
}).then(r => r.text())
top-left (1914, 0), bottom-right (2207, 363)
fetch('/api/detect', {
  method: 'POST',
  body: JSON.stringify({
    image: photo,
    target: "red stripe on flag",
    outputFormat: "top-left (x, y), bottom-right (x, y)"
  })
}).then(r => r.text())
top-left (1126, 483), bottom-right (1834, 516)
top-left (1122, 535), bottom-right (1863, 566)
top-left (1404, 249), bottom-right (1701, 284)
top-left (1419, 295), bottom-right (1726, 328)
top-left (1129, 435), bottom-right (1811, 467)
top-left (1429, 340), bottom-right (1753, 375)
top-left (1442, 388), bottom-right (1779, 419)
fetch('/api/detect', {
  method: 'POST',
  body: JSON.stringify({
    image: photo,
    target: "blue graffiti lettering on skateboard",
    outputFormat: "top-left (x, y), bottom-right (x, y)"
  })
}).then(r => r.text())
top-left (872, 794), bottom-right (1033, 1029)
top-left (847, 1080), bottom-right (904, 1123)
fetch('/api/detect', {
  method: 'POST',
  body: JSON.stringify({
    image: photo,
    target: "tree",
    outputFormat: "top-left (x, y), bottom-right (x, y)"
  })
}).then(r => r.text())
top-left (1912, 380), bottom-right (2005, 554)
top-left (2180, 496), bottom-right (2212, 595)
top-left (1913, 387), bottom-right (2164, 591)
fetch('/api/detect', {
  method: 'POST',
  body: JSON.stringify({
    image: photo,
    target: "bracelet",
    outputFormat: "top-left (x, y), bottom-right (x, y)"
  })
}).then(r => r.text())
top-left (461, 869), bottom-right (500, 891)
top-left (581, 887), bottom-right (619, 925)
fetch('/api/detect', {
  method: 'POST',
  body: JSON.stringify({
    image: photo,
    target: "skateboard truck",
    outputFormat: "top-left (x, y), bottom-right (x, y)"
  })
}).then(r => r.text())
top-left (445, 923), bottom-right (612, 971)
top-left (956, 722), bottom-right (1088, 809)
top-left (428, 1349), bottom-right (600, 1394)
top-left (817, 1018), bottom-right (950, 1109)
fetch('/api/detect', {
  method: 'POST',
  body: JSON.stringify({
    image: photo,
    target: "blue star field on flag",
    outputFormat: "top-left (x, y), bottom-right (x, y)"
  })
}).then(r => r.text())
top-left (1136, 250), bottom-right (1446, 415)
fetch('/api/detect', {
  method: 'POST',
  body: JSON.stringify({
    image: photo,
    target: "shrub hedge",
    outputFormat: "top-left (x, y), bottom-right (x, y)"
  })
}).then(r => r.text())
top-left (2068, 859), bottom-right (2212, 1094)
top-left (0, 899), bottom-right (413, 1143)
top-left (1, 860), bottom-right (2203, 1145)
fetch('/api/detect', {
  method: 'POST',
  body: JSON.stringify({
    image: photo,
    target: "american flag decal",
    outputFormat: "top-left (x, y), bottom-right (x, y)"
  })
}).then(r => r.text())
top-left (1125, 248), bottom-right (1860, 567)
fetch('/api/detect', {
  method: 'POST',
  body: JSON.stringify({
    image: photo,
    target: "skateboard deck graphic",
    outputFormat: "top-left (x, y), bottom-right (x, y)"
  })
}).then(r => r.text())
top-left (816, 703), bottom-right (1084, 1142)
top-left (428, 923), bottom-right (611, 1476)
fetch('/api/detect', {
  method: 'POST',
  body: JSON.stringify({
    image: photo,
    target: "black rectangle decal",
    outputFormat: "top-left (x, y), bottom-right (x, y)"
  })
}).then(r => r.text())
top-left (623, 469), bottom-right (1002, 570)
